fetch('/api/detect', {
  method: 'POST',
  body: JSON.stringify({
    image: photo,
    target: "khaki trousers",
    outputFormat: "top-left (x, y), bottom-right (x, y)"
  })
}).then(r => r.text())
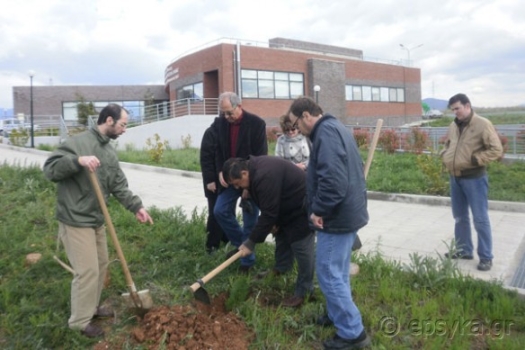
top-left (59, 222), bottom-right (108, 330)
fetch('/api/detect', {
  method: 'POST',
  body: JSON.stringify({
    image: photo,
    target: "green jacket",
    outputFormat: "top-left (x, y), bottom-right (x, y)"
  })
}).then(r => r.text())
top-left (43, 126), bottom-right (143, 227)
top-left (441, 113), bottom-right (503, 177)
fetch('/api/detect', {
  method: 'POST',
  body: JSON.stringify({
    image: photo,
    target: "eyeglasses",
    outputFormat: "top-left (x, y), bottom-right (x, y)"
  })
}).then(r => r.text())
top-left (221, 105), bottom-right (238, 117)
top-left (285, 127), bottom-right (297, 133)
top-left (291, 117), bottom-right (300, 129)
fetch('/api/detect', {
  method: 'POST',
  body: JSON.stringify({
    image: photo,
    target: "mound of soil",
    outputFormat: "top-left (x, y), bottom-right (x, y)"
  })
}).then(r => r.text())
top-left (130, 294), bottom-right (253, 350)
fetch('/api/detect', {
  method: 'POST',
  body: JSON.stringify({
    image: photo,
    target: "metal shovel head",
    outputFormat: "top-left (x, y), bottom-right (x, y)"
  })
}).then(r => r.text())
top-left (193, 286), bottom-right (211, 305)
top-left (122, 289), bottom-right (153, 310)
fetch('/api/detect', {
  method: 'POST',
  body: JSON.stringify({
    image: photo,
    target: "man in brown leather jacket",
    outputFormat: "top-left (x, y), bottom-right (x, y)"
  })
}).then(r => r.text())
top-left (441, 93), bottom-right (503, 271)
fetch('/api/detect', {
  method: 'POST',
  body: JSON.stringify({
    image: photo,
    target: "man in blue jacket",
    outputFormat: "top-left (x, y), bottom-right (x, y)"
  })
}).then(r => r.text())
top-left (288, 97), bottom-right (371, 349)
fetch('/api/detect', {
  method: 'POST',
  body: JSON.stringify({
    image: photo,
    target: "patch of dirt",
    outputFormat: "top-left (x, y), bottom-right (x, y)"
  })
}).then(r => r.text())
top-left (129, 293), bottom-right (253, 350)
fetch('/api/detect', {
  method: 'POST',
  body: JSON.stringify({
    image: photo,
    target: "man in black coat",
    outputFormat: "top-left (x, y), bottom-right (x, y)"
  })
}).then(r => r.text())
top-left (200, 118), bottom-right (228, 254)
top-left (223, 156), bottom-right (315, 307)
top-left (213, 92), bottom-right (268, 272)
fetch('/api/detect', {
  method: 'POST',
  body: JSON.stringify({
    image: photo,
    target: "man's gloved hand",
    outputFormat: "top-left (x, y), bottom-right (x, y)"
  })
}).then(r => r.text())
top-left (239, 198), bottom-right (254, 215)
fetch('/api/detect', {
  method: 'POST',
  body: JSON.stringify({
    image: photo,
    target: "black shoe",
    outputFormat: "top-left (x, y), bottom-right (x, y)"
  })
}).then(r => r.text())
top-left (316, 314), bottom-right (334, 327)
top-left (444, 252), bottom-right (474, 260)
top-left (238, 265), bottom-right (253, 275)
top-left (477, 259), bottom-right (492, 271)
top-left (323, 331), bottom-right (371, 349)
top-left (81, 323), bottom-right (105, 338)
top-left (226, 248), bottom-right (239, 259)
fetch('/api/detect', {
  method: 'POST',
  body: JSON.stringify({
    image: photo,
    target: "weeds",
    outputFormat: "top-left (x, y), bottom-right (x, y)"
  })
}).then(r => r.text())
top-left (145, 133), bottom-right (169, 163)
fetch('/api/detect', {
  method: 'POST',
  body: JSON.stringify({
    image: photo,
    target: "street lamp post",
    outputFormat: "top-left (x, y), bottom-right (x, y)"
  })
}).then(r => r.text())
top-left (28, 70), bottom-right (35, 148)
top-left (314, 85), bottom-right (321, 104)
top-left (399, 44), bottom-right (423, 67)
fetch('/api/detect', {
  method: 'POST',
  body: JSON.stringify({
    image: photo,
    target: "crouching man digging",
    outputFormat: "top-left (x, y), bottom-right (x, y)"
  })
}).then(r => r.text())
top-left (222, 156), bottom-right (315, 307)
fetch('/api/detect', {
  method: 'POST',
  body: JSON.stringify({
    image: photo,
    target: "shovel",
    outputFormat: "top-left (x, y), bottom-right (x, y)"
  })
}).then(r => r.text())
top-left (353, 118), bottom-right (383, 251)
top-left (88, 171), bottom-right (153, 315)
top-left (190, 250), bottom-right (243, 304)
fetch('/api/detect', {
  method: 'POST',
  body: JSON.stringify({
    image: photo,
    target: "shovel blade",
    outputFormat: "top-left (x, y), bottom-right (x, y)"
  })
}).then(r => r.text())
top-left (193, 287), bottom-right (211, 305)
top-left (122, 289), bottom-right (153, 310)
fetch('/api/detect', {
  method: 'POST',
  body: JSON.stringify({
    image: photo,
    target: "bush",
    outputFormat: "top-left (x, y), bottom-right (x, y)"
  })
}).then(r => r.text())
top-left (145, 133), bottom-right (169, 163)
top-left (404, 127), bottom-right (430, 154)
top-left (8, 128), bottom-right (29, 147)
top-left (379, 129), bottom-right (399, 154)
top-left (353, 129), bottom-right (370, 150)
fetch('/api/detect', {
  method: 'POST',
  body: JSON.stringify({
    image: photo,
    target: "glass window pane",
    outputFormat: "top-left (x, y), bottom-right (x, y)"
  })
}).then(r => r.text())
top-left (380, 87), bottom-right (389, 102)
top-left (242, 80), bottom-right (258, 98)
top-left (275, 81), bottom-right (289, 98)
top-left (258, 71), bottom-right (273, 79)
top-left (362, 86), bottom-right (372, 101)
top-left (258, 80), bottom-right (274, 98)
top-left (289, 73), bottom-right (303, 82)
top-left (353, 86), bottom-right (362, 101)
top-left (290, 82), bottom-right (304, 98)
top-left (242, 70), bottom-right (257, 78)
top-left (371, 87), bottom-right (380, 101)
top-left (397, 88), bottom-right (404, 102)
top-left (194, 82), bottom-right (203, 100)
top-left (275, 72), bottom-right (288, 80)
top-left (389, 88), bottom-right (397, 102)
top-left (345, 85), bottom-right (353, 100)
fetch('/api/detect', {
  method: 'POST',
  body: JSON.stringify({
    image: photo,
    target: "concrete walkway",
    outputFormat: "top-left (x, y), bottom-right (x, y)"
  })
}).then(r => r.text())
top-left (2, 143), bottom-right (525, 295)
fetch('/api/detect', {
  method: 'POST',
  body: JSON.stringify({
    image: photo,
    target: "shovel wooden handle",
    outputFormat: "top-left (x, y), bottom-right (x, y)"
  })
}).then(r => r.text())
top-left (363, 118), bottom-right (383, 179)
top-left (88, 171), bottom-right (143, 308)
top-left (190, 251), bottom-right (243, 292)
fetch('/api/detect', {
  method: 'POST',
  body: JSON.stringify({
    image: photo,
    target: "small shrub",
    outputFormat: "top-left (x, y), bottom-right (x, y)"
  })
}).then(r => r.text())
top-left (145, 133), bottom-right (169, 163)
top-left (404, 127), bottom-right (430, 154)
top-left (378, 129), bottom-right (399, 154)
top-left (416, 152), bottom-right (449, 195)
top-left (353, 129), bottom-right (370, 150)
top-left (181, 134), bottom-right (192, 149)
top-left (9, 128), bottom-right (29, 147)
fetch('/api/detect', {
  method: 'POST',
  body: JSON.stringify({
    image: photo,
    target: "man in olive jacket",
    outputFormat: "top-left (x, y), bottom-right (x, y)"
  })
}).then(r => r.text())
top-left (44, 104), bottom-right (153, 338)
top-left (441, 93), bottom-right (503, 271)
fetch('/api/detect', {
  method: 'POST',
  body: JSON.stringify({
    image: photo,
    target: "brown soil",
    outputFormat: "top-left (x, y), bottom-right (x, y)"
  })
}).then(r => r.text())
top-left (94, 293), bottom-right (254, 350)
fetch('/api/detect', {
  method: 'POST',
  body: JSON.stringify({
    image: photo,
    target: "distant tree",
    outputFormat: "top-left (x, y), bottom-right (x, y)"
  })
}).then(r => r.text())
top-left (76, 94), bottom-right (97, 126)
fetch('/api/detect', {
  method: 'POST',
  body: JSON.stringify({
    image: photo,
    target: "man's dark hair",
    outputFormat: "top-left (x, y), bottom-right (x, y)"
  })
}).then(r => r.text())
top-left (222, 157), bottom-right (249, 183)
top-left (288, 96), bottom-right (323, 118)
top-left (448, 93), bottom-right (471, 108)
top-left (97, 103), bottom-right (125, 125)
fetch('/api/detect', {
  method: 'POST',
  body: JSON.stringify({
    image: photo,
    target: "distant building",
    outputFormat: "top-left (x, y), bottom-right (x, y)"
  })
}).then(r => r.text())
top-left (13, 37), bottom-right (421, 126)
top-left (165, 38), bottom-right (421, 125)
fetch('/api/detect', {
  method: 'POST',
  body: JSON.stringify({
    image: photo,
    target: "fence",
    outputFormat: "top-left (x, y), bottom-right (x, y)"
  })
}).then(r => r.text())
top-left (350, 125), bottom-right (525, 157)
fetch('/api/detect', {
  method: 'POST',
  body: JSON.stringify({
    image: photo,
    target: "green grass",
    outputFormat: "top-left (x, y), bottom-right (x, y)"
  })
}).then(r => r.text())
top-left (1, 165), bottom-right (525, 349)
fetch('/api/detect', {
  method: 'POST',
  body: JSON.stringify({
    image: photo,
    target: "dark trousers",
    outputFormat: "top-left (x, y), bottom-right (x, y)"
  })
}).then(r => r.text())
top-left (205, 195), bottom-right (228, 251)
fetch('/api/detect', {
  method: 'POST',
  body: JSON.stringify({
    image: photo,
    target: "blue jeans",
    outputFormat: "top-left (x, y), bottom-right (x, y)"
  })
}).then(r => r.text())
top-left (316, 230), bottom-right (364, 340)
top-left (450, 175), bottom-right (493, 260)
top-left (214, 186), bottom-right (259, 267)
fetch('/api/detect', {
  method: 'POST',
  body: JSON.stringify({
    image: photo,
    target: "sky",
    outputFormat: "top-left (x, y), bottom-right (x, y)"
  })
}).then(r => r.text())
top-left (1, 0), bottom-right (524, 112)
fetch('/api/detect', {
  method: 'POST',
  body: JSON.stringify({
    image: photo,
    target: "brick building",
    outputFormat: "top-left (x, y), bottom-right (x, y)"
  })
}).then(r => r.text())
top-left (13, 37), bottom-right (421, 126)
top-left (166, 37), bottom-right (421, 125)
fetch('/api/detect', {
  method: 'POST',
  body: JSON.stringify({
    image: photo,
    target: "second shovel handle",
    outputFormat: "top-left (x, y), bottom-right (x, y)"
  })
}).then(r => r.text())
top-left (189, 251), bottom-right (243, 292)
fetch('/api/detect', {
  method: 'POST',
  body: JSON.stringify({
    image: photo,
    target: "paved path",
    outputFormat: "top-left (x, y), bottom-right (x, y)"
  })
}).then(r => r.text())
top-left (2, 143), bottom-right (525, 294)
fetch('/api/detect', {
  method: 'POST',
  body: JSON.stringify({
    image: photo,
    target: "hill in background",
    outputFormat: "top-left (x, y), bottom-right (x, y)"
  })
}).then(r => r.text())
top-left (422, 98), bottom-right (448, 111)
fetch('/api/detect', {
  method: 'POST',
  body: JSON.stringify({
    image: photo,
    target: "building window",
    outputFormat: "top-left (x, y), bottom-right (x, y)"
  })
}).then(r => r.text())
top-left (241, 70), bottom-right (303, 99)
top-left (176, 82), bottom-right (203, 101)
top-left (62, 100), bottom-right (145, 122)
top-left (372, 87), bottom-right (380, 101)
top-left (345, 85), bottom-right (405, 103)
